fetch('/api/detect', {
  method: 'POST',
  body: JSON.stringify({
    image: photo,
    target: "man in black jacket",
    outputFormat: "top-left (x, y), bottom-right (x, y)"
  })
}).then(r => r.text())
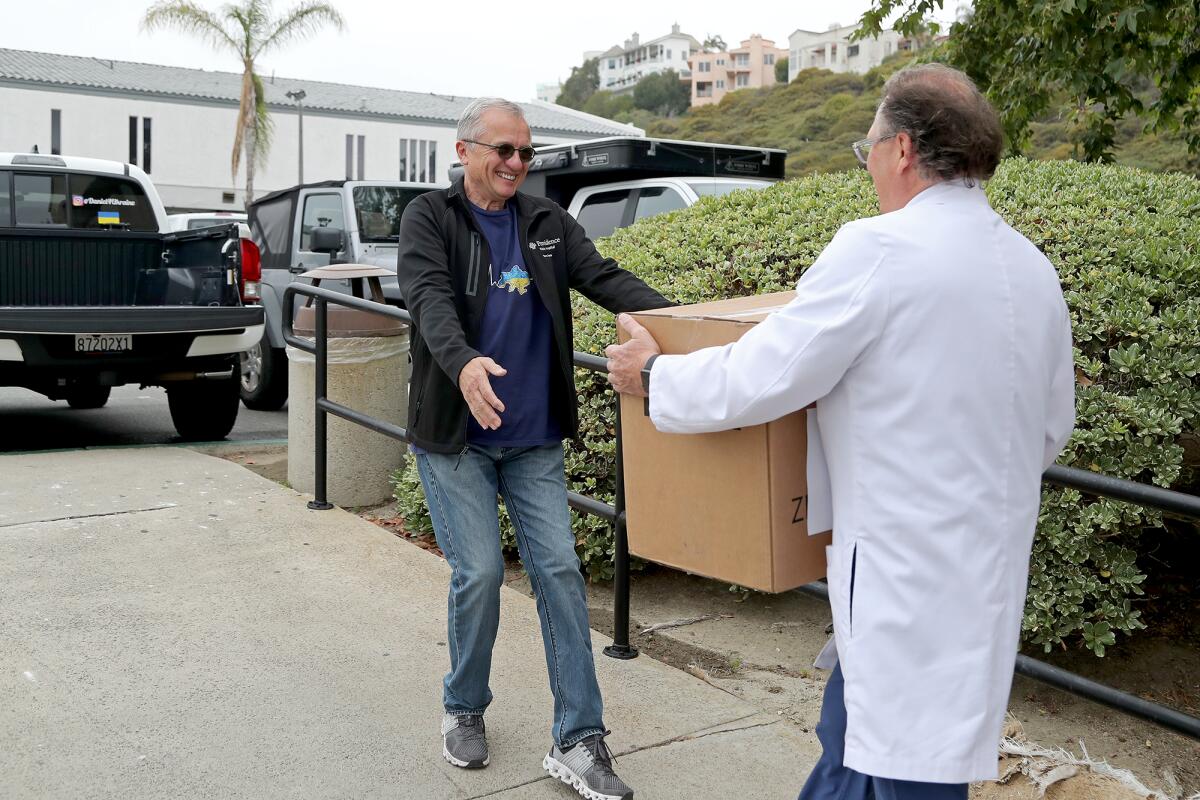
top-left (396, 97), bottom-right (670, 800)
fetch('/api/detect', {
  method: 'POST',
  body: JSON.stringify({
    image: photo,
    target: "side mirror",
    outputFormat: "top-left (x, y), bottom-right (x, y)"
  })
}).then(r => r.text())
top-left (310, 226), bottom-right (344, 255)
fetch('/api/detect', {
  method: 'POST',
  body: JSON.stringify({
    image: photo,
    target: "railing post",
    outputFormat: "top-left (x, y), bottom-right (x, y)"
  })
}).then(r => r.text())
top-left (604, 394), bottom-right (637, 659)
top-left (307, 296), bottom-right (334, 511)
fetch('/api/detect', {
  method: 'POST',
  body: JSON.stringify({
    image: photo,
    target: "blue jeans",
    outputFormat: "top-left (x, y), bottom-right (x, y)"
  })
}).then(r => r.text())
top-left (798, 663), bottom-right (967, 800)
top-left (415, 442), bottom-right (605, 748)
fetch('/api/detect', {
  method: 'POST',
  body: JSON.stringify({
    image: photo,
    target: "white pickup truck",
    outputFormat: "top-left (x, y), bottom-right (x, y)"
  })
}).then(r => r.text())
top-left (0, 152), bottom-right (264, 440)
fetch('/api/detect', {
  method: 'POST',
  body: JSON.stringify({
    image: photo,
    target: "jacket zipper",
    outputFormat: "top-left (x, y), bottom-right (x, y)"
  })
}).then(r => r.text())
top-left (465, 232), bottom-right (481, 297)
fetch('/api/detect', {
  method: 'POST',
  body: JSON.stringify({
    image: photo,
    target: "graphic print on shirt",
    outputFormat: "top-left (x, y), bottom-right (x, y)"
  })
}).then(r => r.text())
top-left (493, 264), bottom-right (531, 295)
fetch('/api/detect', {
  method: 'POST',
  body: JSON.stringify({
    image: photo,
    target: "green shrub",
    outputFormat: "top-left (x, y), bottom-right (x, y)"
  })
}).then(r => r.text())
top-left (393, 158), bottom-right (1200, 655)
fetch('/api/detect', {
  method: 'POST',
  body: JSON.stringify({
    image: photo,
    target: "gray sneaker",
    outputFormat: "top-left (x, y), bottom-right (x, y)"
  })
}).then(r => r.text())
top-left (441, 713), bottom-right (488, 769)
top-left (543, 732), bottom-right (632, 800)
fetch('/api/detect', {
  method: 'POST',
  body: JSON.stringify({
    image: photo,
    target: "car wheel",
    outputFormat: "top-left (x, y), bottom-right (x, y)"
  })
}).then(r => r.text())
top-left (167, 374), bottom-right (240, 441)
top-left (65, 386), bottom-right (112, 409)
top-left (240, 341), bottom-right (288, 411)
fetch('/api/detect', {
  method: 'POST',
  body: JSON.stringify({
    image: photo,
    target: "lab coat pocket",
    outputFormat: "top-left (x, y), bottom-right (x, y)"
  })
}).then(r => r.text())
top-left (825, 540), bottom-right (858, 644)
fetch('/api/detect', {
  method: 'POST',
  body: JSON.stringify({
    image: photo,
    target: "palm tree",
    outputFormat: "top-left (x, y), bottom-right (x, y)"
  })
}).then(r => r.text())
top-left (142, 0), bottom-right (345, 204)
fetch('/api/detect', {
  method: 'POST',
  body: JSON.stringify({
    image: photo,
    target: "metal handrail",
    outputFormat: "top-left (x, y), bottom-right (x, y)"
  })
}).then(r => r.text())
top-left (283, 282), bottom-right (1200, 741)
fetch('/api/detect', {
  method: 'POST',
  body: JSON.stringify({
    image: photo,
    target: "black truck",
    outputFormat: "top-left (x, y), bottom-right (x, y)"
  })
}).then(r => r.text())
top-left (0, 153), bottom-right (265, 441)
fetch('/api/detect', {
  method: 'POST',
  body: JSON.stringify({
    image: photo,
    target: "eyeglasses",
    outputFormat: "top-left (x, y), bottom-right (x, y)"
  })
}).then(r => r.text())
top-left (463, 139), bottom-right (537, 163)
top-left (851, 133), bottom-right (897, 166)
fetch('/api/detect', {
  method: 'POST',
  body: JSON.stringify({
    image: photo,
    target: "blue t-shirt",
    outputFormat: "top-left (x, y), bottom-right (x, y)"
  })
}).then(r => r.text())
top-left (463, 202), bottom-right (561, 447)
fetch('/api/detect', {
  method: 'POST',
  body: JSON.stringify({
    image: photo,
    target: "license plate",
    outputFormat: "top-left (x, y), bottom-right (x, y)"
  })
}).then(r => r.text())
top-left (74, 334), bottom-right (132, 353)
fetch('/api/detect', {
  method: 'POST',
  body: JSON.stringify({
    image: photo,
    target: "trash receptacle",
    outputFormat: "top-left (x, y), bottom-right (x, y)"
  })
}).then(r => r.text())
top-left (287, 265), bottom-right (408, 508)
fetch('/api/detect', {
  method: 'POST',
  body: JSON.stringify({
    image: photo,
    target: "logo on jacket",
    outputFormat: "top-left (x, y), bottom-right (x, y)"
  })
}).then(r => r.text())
top-left (498, 265), bottom-right (531, 295)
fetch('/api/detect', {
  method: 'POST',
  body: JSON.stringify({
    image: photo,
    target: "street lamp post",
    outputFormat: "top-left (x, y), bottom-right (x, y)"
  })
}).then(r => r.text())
top-left (285, 89), bottom-right (307, 184)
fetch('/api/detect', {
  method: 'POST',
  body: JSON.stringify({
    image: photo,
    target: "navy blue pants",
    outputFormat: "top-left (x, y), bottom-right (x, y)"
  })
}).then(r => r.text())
top-left (798, 663), bottom-right (968, 800)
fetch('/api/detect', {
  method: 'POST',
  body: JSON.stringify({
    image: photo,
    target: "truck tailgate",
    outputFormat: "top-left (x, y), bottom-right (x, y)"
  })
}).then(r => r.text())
top-left (0, 305), bottom-right (264, 334)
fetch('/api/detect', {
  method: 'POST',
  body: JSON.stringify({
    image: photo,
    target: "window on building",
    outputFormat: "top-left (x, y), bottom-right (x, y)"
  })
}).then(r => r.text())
top-left (398, 138), bottom-right (407, 181)
top-left (51, 109), bottom-right (61, 155)
top-left (128, 116), bottom-right (138, 165)
top-left (608, 58), bottom-right (616, 69)
top-left (716, 58), bottom-right (725, 65)
top-left (142, 118), bottom-right (152, 173)
top-left (696, 82), bottom-right (713, 97)
top-left (345, 134), bottom-right (354, 180)
top-left (736, 73), bottom-right (749, 87)
top-left (666, 49), bottom-right (671, 59)
top-left (13, 172), bottom-right (67, 226)
top-left (848, 44), bottom-right (860, 57)
top-left (418, 140), bottom-right (427, 182)
top-left (698, 61), bottom-right (710, 73)
top-left (356, 135), bottom-right (365, 180)
top-left (764, 53), bottom-right (775, 65)
top-left (300, 193), bottom-right (345, 250)
top-left (716, 80), bottom-right (725, 89)
top-left (735, 53), bottom-right (750, 66)
top-left (429, 141), bottom-right (437, 183)
top-left (409, 139), bottom-right (418, 181)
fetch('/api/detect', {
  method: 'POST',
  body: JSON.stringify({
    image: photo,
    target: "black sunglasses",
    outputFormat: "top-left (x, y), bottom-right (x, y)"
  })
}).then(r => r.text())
top-left (463, 139), bottom-right (537, 163)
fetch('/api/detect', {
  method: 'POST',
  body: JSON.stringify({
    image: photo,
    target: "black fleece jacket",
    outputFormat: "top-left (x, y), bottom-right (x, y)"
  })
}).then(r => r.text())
top-left (396, 177), bottom-right (672, 454)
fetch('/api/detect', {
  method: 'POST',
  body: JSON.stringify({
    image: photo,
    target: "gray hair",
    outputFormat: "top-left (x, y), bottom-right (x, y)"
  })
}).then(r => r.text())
top-left (457, 98), bottom-right (527, 142)
top-left (877, 63), bottom-right (1003, 183)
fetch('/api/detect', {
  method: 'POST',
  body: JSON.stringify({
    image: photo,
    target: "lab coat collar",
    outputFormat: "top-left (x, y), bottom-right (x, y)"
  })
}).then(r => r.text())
top-left (904, 179), bottom-right (989, 210)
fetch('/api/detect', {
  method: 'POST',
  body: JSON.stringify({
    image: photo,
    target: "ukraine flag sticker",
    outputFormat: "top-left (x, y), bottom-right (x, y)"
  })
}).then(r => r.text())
top-left (97, 211), bottom-right (121, 225)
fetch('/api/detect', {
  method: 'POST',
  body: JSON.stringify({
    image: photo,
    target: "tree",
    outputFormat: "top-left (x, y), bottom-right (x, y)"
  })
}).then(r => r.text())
top-left (858, 0), bottom-right (1200, 161)
top-left (557, 57), bottom-right (600, 110)
top-left (633, 70), bottom-right (690, 117)
top-left (775, 56), bottom-right (789, 84)
top-left (142, 0), bottom-right (345, 203)
top-left (581, 90), bottom-right (635, 120)
top-left (701, 34), bottom-right (727, 53)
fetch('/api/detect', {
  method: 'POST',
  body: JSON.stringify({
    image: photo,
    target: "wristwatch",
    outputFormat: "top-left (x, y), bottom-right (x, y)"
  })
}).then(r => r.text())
top-left (641, 354), bottom-right (659, 394)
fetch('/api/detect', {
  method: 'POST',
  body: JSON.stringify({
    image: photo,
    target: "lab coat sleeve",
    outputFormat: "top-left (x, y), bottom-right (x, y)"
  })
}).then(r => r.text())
top-left (649, 223), bottom-right (889, 434)
top-left (1043, 302), bottom-right (1076, 469)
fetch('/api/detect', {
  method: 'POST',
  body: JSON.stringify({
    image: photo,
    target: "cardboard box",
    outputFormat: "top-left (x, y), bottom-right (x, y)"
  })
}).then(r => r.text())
top-left (618, 291), bottom-right (831, 593)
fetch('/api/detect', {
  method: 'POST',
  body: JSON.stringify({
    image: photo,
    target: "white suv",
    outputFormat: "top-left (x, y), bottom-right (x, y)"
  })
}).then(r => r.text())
top-left (567, 177), bottom-right (774, 240)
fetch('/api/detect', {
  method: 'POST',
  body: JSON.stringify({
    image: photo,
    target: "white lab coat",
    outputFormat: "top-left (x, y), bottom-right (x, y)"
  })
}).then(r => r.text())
top-left (649, 181), bottom-right (1076, 783)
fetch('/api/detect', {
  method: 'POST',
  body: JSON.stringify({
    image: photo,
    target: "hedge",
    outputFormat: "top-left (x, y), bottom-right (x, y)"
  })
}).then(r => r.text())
top-left (394, 158), bottom-right (1200, 656)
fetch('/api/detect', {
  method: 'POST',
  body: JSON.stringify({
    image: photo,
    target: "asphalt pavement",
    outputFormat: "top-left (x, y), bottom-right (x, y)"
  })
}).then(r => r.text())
top-left (0, 446), bottom-right (820, 799)
top-left (0, 385), bottom-right (287, 453)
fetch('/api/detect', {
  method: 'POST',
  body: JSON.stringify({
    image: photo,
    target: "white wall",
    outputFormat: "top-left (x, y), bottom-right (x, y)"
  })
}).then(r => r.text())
top-left (0, 85), bottom-right (587, 211)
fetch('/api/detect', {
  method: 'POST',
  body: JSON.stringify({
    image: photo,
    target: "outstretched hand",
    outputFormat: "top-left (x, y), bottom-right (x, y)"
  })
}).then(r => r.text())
top-left (459, 356), bottom-right (507, 429)
top-left (605, 314), bottom-right (661, 397)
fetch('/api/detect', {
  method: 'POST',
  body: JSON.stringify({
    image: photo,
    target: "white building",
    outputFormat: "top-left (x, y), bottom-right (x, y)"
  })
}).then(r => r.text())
top-left (0, 48), bottom-right (641, 212)
top-left (788, 23), bottom-right (912, 80)
top-left (594, 24), bottom-right (701, 94)
top-left (535, 82), bottom-right (562, 104)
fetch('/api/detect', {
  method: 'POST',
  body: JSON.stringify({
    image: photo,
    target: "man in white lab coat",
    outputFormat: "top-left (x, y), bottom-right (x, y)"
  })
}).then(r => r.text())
top-left (606, 64), bottom-right (1076, 799)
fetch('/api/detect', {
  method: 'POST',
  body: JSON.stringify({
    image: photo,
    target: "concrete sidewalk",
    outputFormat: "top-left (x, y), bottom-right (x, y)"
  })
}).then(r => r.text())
top-left (0, 447), bottom-right (819, 799)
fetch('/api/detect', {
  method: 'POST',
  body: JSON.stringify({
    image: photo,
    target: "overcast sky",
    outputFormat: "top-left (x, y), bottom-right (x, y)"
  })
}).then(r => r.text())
top-left (0, 0), bottom-right (944, 100)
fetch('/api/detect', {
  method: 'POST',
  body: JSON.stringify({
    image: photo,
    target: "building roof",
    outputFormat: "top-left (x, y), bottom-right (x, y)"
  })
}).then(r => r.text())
top-left (0, 48), bottom-right (639, 138)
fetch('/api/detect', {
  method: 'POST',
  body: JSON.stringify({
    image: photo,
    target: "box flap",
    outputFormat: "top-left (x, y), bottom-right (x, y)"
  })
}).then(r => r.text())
top-left (632, 290), bottom-right (796, 324)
